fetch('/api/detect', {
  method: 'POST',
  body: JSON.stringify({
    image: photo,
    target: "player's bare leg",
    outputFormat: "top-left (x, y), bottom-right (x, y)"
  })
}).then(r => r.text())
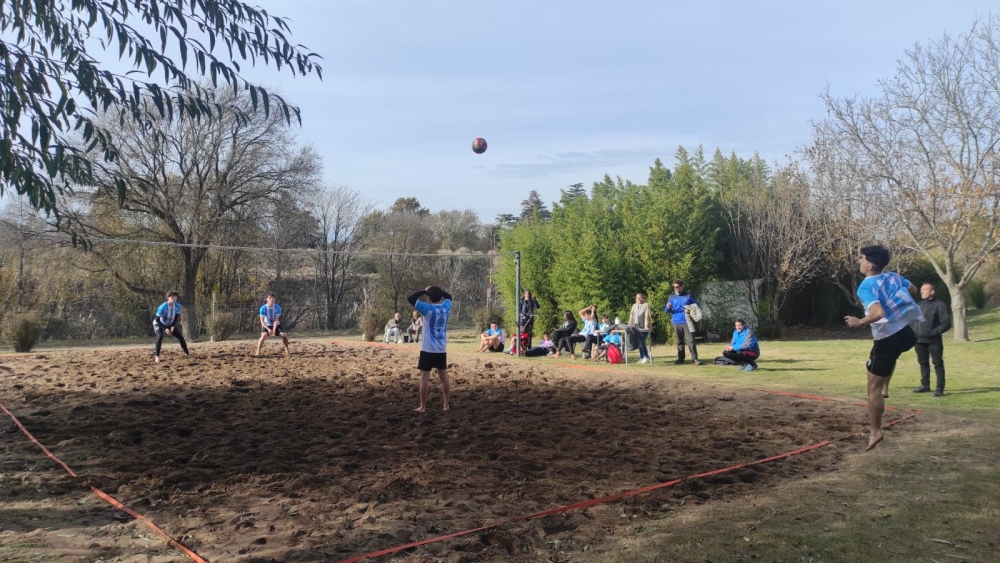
top-left (415, 370), bottom-right (431, 412)
top-left (281, 334), bottom-right (290, 356)
top-left (439, 368), bottom-right (450, 411)
top-left (255, 332), bottom-right (267, 356)
top-left (866, 372), bottom-right (887, 451)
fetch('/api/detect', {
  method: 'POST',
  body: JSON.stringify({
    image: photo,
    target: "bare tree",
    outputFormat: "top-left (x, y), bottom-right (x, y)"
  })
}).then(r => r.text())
top-left (427, 209), bottom-right (489, 252)
top-left (62, 86), bottom-right (321, 339)
top-left (816, 17), bottom-right (1000, 340)
top-left (805, 137), bottom-right (919, 307)
top-left (370, 209), bottom-right (435, 312)
top-left (310, 184), bottom-right (372, 329)
top-left (721, 163), bottom-right (827, 332)
top-left (0, 197), bottom-right (50, 313)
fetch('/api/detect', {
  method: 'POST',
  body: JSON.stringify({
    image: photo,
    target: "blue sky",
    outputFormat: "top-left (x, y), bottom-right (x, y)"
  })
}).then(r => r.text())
top-left (242, 1), bottom-right (994, 222)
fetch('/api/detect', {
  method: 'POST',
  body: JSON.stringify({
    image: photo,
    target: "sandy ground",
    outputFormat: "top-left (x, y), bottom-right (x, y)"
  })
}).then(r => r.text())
top-left (0, 339), bottom-right (878, 562)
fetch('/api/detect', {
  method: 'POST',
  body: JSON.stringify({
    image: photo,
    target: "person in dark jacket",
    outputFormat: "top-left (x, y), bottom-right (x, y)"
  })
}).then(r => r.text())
top-left (519, 290), bottom-right (541, 347)
top-left (550, 310), bottom-right (578, 356)
top-left (913, 282), bottom-right (952, 396)
top-left (664, 279), bottom-right (700, 365)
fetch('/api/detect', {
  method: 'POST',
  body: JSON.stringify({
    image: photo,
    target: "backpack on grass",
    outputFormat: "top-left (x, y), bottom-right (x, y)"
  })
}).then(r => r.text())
top-left (607, 344), bottom-right (623, 364)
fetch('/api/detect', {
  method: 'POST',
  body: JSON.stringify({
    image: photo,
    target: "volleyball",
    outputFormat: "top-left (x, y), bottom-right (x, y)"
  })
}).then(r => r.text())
top-left (472, 137), bottom-right (487, 154)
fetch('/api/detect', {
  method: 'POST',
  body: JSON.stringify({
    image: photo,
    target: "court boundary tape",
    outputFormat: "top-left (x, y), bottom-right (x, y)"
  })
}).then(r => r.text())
top-left (336, 416), bottom-right (925, 563)
top-left (339, 411), bottom-right (920, 563)
top-left (0, 402), bottom-right (207, 563)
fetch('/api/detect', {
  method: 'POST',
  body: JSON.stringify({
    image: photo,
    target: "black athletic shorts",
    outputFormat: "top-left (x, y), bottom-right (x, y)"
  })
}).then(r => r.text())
top-left (418, 351), bottom-right (447, 371)
top-left (867, 325), bottom-right (917, 377)
top-left (261, 323), bottom-right (286, 334)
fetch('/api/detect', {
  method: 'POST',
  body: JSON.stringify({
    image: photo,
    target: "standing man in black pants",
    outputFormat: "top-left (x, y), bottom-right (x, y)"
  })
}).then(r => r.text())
top-left (913, 282), bottom-right (951, 397)
top-left (519, 290), bottom-right (540, 348)
top-left (665, 280), bottom-right (700, 365)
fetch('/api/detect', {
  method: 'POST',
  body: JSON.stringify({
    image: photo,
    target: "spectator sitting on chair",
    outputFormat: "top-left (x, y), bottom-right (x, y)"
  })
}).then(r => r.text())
top-left (550, 311), bottom-right (578, 349)
top-left (554, 306), bottom-right (598, 359)
top-left (384, 312), bottom-right (402, 343)
top-left (589, 331), bottom-right (623, 362)
top-left (723, 319), bottom-right (760, 371)
top-left (596, 314), bottom-right (611, 338)
top-left (406, 310), bottom-right (423, 343)
top-left (477, 321), bottom-right (506, 352)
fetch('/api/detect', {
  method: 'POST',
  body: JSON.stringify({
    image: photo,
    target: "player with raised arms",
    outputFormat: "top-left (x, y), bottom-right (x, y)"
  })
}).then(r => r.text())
top-left (407, 285), bottom-right (453, 412)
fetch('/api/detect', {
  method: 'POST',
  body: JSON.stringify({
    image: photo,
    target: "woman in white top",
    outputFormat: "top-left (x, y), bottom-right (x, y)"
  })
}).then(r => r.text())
top-left (629, 293), bottom-right (652, 363)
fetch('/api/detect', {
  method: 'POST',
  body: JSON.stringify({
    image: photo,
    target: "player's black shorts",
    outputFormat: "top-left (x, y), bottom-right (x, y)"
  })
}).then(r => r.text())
top-left (418, 351), bottom-right (447, 371)
top-left (261, 323), bottom-right (286, 334)
top-left (867, 325), bottom-right (917, 377)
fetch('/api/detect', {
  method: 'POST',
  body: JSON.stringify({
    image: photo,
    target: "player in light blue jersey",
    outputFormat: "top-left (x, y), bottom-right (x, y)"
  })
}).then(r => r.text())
top-left (255, 293), bottom-right (290, 356)
top-left (408, 285), bottom-right (452, 412)
top-left (845, 245), bottom-right (921, 451)
top-left (153, 290), bottom-right (189, 362)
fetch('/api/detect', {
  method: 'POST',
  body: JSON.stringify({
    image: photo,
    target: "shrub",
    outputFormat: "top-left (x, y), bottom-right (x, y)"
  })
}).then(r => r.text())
top-left (206, 312), bottom-right (239, 342)
top-left (1, 312), bottom-right (44, 352)
top-left (754, 298), bottom-right (783, 339)
top-left (360, 306), bottom-right (392, 342)
top-left (966, 280), bottom-right (989, 310)
top-left (472, 305), bottom-right (504, 333)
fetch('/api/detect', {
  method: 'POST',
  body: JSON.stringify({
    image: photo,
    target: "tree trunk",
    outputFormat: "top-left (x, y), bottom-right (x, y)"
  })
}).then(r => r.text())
top-left (183, 262), bottom-right (199, 343)
top-left (947, 285), bottom-right (969, 342)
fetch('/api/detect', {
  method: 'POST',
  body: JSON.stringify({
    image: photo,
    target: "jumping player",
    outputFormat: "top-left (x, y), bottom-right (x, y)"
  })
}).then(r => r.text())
top-left (153, 290), bottom-right (189, 362)
top-left (407, 285), bottom-right (452, 412)
top-left (844, 245), bottom-right (922, 451)
top-left (255, 293), bottom-right (291, 356)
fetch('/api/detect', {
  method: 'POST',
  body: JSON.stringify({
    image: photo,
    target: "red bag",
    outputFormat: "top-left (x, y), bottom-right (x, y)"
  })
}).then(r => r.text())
top-left (606, 344), bottom-right (623, 364)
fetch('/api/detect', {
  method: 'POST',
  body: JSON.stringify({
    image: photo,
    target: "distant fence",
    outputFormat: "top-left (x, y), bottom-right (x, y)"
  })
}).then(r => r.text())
top-left (1, 236), bottom-right (505, 348)
top-left (11, 299), bottom-right (494, 347)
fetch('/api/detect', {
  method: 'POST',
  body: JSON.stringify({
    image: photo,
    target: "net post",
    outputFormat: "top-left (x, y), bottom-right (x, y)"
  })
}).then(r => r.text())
top-left (515, 251), bottom-right (521, 357)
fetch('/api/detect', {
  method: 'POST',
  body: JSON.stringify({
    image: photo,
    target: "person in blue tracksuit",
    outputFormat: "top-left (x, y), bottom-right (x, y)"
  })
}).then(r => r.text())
top-left (723, 319), bottom-right (760, 371)
top-left (664, 280), bottom-right (700, 365)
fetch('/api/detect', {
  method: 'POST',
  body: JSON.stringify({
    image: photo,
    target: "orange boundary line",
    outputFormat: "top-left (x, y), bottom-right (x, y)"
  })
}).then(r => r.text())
top-left (0, 402), bottom-right (206, 563)
top-left (337, 440), bottom-right (836, 563)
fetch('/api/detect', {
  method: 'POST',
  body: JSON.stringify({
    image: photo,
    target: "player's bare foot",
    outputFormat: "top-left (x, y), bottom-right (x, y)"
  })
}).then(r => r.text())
top-left (414, 406), bottom-right (426, 413)
top-left (442, 404), bottom-right (450, 411)
top-left (154, 356), bottom-right (160, 363)
top-left (866, 432), bottom-right (884, 451)
top-left (284, 348), bottom-right (290, 356)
